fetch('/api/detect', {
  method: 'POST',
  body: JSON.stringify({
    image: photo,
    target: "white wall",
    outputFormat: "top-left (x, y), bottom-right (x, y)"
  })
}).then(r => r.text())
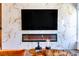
top-left (77, 4), bottom-right (79, 50)
top-left (2, 3), bottom-right (77, 50)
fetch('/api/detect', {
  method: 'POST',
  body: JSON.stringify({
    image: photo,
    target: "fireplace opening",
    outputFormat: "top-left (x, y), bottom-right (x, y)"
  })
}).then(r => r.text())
top-left (22, 34), bottom-right (57, 42)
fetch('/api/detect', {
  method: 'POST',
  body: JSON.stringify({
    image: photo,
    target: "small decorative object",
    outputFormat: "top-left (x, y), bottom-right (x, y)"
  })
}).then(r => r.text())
top-left (46, 46), bottom-right (51, 49)
top-left (46, 39), bottom-right (51, 49)
top-left (35, 42), bottom-right (42, 52)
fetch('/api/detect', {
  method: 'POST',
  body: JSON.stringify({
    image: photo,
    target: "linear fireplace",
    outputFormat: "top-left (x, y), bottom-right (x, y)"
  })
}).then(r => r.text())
top-left (22, 34), bottom-right (57, 42)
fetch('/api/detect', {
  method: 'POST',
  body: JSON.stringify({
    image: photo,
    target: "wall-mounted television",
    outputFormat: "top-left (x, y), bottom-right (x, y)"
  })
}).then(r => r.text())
top-left (21, 9), bottom-right (58, 30)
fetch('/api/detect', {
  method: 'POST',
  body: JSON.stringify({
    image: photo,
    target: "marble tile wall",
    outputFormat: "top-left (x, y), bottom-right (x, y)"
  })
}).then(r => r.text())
top-left (2, 3), bottom-right (77, 49)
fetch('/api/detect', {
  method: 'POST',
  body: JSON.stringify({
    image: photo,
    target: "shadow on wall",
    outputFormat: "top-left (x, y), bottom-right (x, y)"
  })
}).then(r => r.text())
top-left (73, 42), bottom-right (77, 49)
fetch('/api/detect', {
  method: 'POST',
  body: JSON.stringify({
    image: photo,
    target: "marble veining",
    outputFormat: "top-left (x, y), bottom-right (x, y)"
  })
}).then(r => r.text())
top-left (2, 3), bottom-right (77, 49)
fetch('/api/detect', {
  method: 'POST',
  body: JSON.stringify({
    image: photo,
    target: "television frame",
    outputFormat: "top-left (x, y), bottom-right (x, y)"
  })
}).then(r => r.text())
top-left (21, 9), bottom-right (58, 32)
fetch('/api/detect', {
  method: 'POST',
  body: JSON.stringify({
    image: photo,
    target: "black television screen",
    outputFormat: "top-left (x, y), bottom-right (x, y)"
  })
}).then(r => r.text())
top-left (21, 9), bottom-right (58, 30)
